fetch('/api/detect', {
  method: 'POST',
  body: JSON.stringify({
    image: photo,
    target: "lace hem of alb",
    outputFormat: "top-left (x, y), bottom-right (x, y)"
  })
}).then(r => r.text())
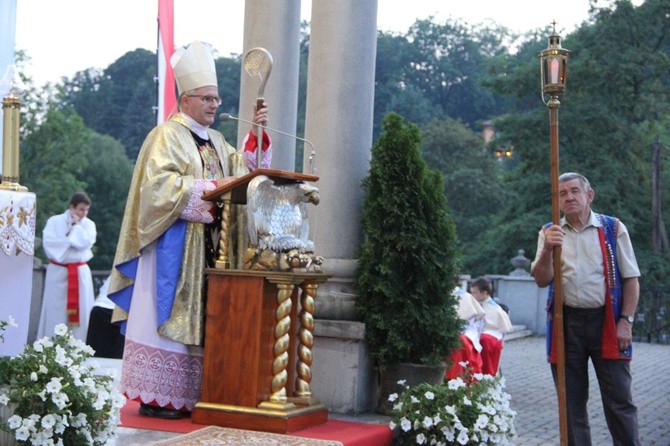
top-left (120, 340), bottom-right (203, 411)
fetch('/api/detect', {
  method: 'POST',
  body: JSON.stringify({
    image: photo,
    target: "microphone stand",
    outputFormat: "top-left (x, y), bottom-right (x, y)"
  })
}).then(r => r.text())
top-left (220, 113), bottom-right (317, 174)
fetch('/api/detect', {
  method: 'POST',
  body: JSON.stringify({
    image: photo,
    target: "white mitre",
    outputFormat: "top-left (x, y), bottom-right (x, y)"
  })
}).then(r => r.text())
top-left (171, 40), bottom-right (217, 95)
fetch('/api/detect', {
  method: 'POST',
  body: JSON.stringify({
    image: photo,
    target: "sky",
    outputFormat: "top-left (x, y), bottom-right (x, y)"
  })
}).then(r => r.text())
top-left (14, 0), bottom-right (603, 87)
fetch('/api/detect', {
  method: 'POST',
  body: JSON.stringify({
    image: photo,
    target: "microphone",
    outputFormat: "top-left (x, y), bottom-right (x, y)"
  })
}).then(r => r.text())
top-left (220, 113), bottom-right (317, 174)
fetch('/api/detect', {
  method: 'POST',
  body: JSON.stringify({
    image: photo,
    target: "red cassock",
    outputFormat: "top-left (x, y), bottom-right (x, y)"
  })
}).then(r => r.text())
top-left (479, 333), bottom-right (504, 375)
top-left (446, 333), bottom-right (483, 379)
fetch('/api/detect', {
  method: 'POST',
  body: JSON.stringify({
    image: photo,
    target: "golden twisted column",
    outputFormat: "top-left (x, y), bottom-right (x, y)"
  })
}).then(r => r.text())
top-left (215, 197), bottom-right (231, 269)
top-left (259, 282), bottom-right (296, 410)
top-left (294, 281), bottom-right (319, 403)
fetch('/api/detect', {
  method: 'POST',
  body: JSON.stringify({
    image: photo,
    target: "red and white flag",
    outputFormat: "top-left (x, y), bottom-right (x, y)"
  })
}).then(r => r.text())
top-left (157, 0), bottom-right (176, 124)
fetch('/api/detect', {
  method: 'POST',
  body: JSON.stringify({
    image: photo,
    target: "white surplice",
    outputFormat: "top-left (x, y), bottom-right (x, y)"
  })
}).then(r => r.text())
top-left (37, 209), bottom-right (96, 341)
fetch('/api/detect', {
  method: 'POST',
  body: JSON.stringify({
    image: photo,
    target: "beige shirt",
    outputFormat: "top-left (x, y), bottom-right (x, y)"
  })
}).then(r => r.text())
top-left (532, 211), bottom-right (640, 308)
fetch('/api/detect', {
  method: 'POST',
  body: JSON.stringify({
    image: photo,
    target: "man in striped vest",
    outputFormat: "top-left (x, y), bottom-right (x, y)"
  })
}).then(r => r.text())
top-left (531, 172), bottom-right (641, 446)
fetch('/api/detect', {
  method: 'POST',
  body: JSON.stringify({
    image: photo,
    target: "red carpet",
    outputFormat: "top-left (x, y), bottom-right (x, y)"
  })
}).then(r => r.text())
top-left (292, 419), bottom-right (392, 445)
top-left (120, 400), bottom-right (197, 433)
top-left (120, 400), bottom-right (393, 446)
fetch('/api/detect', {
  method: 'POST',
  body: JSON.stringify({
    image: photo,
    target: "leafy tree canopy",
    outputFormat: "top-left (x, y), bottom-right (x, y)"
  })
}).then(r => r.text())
top-left (14, 0), bottom-right (670, 285)
top-left (476, 0), bottom-right (670, 277)
top-left (19, 105), bottom-right (133, 270)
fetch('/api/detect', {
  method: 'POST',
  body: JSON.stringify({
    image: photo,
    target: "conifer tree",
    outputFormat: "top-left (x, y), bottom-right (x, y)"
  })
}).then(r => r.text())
top-left (355, 112), bottom-right (462, 369)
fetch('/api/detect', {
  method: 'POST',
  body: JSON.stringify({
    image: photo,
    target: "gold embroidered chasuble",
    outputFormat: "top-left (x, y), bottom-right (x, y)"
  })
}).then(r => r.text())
top-left (109, 114), bottom-right (248, 345)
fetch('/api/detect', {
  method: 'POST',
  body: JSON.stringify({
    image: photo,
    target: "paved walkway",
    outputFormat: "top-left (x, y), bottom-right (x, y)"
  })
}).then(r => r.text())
top-left (499, 336), bottom-right (670, 445)
top-left (114, 336), bottom-right (670, 445)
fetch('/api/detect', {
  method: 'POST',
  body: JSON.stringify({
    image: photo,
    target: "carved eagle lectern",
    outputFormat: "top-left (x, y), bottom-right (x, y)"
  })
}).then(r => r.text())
top-left (244, 175), bottom-right (322, 272)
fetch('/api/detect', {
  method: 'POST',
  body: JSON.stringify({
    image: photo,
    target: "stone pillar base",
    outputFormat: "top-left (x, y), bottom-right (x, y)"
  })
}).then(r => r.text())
top-left (312, 320), bottom-right (377, 414)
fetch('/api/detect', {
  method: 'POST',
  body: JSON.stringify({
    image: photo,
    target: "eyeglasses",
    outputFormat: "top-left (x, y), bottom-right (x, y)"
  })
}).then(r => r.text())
top-left (186, 95), bottom-right (222, 106)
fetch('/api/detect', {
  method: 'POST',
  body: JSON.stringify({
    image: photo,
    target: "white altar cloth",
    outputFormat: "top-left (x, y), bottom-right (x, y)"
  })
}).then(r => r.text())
top-left (0, 190), bottom-right (36, 356)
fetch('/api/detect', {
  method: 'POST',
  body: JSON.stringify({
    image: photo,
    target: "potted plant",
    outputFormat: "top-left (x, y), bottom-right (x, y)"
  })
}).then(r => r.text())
top-left (355, 113), bottom-right (462, 412)
top-left (0, 318), bottom-right (125, 445)
top-left (388, 367), bottom-right (516, 445)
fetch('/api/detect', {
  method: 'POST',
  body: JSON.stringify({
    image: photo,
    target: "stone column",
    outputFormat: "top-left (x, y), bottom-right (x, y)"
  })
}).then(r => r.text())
top-left (303, 0), bottom-right (378, 317)
top-left (304, 1), bottom-right (378, 412)
top-left (238, 0), bottom-right (301, 171)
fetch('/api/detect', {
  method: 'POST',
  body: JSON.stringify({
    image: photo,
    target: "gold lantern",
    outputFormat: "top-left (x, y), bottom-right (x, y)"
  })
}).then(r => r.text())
top-left (540, 24), bottom-right (570, 103)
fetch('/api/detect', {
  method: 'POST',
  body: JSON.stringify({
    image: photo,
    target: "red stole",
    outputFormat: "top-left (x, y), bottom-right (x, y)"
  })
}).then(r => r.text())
top-left (50, 260), bottom-right (87, 325)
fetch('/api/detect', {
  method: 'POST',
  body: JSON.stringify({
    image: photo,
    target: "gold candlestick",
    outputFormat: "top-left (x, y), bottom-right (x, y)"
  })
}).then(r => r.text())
top-left (0, 65), bottom-right (27, 192)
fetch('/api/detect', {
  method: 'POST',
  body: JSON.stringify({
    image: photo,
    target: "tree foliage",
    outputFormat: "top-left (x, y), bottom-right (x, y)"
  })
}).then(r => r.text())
top-left (373, 19), bottom-right (515, 139)
top-left (60, 49), bottom-right (156, 160)
top-left (421, 118), bottom-right (510, 275)
top-left (19, 106), bottom-right (133, 270)
top-left (80, 133), bottom-right (134, 269)
top-left (20, 107), bottom-right (92, 233)
top-left (473, 0), bottom-right (670, 277)
top-left (15, 0), bottom-right (670, 286)
top-left (355, 113), bottom-right (461, 369)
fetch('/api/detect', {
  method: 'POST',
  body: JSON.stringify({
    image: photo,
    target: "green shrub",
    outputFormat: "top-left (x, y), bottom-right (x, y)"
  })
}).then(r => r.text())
top-left (355, 112), bottom-right (462, 369)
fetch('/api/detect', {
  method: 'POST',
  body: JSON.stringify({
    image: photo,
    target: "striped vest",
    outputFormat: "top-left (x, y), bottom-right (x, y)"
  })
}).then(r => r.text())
top-left (544, 213), bottom-right (631, 362)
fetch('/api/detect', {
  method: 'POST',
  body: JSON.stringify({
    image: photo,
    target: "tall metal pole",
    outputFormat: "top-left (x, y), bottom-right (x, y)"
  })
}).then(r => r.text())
top-left (548, 95), bottom-right (568, 445)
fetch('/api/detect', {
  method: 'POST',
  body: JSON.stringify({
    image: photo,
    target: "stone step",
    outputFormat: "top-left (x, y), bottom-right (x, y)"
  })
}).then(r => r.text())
top-left (505, 325), bottom-right (534, 341)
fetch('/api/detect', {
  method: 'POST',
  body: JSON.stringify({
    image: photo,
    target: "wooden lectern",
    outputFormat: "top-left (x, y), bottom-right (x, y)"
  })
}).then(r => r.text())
top-left (191, 169), bottom-right (331, 433)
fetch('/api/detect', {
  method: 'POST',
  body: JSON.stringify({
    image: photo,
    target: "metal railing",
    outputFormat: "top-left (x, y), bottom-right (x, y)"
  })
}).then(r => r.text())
top-left (634, 285), bottom-right (670, 344)
top-left (91, 270), bottom-right (111, 296)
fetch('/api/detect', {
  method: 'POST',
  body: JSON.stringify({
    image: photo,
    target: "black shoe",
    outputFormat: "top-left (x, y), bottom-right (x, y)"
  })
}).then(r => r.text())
top-left (139, 403), bottom-right (191, 419)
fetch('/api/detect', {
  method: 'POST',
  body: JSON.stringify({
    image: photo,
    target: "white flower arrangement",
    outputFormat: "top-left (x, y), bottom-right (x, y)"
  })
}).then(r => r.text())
top-left (388, 367), bottom-right (516, 445)
top-left (0, 321), bottom-right (125, 445)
